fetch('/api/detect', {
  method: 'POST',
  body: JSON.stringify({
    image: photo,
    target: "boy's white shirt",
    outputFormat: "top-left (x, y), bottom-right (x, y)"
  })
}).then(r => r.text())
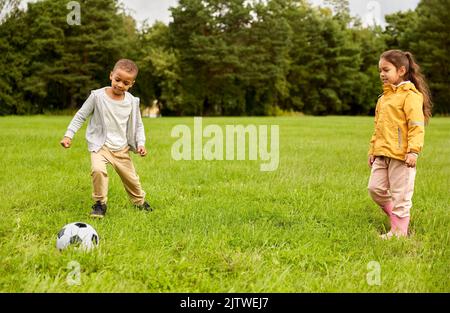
top-left (101, 88), bottom-right (132, 151)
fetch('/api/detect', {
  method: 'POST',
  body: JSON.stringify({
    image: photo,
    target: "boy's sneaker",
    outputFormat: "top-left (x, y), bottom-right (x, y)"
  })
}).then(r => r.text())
top-left (90, 201), bottom-right (107, 218)
top-left (135, 201), bottom-right (153, 212)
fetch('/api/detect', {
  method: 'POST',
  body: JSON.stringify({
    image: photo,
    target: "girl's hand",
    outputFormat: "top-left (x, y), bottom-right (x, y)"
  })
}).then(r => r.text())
top-left (137, 146), bottom-right (147, 157)
top-left (405, 153), bottom-right (417, 168)
top-left (368, 155), bottom-right (375, 168)
top-left (60, 137), bottom-right (72, 148)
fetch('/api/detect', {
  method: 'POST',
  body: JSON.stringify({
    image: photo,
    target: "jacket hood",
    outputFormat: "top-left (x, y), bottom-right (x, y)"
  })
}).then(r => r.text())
top-left (383, 81), bottom-right (420, 95)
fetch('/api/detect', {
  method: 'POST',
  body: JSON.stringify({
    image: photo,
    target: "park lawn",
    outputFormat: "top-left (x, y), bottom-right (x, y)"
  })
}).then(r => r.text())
top-left (0, 115), bottom-right (448, 292)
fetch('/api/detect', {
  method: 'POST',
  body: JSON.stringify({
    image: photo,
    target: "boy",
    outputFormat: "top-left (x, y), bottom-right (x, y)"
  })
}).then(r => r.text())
top-left (60, 59), bottom-right (152, 218)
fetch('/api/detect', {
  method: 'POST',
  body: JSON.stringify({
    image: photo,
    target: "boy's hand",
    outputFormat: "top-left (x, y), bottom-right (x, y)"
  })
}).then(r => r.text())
top-left (60, 137), bottom-right (72, 148)
top-left (405, 153), bottom-right (417, 168)
top-left (368, 155), bottom-right (375, 168)
top-left (137, 146), bottom-right (147, 157)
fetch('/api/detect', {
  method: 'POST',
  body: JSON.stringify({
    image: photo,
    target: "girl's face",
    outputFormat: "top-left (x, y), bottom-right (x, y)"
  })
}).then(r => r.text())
top-left (378, 58), bottom-right (407, 86)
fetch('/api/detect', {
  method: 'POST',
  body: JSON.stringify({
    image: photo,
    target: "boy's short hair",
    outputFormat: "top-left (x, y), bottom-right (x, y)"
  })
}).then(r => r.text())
top-left (113, 59), bottom-right (139, 78)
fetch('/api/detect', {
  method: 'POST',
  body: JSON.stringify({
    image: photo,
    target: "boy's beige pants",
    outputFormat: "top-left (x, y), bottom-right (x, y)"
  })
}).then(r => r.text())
top-left (90, 146), bottom-right (145, 205)
top-left (368, 156), bottom-right (416, 218)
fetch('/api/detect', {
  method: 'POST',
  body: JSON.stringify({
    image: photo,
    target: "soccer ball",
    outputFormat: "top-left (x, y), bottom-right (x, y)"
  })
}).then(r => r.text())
top-left (56, 222), bottom-right (99, 251)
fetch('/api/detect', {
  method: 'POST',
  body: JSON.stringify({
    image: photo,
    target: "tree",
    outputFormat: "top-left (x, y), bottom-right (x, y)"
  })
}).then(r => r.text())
top-left (0, 0), bottom-right (20, 23)
top-left (384, 10), bottom-right (418, 50)
top-left (169, 0), bottom-right (292, 116)
top-left (0, 6), bottom-right (27, 114)
top-left (135, 21), bottom-right (182, 114)
top-left (3, 0), bottom-right (444, 117)
top-left (0, 0), bottom-right (140, 114)
top-left (384, 0), bottom-right (450, 114)
top-left (412, 0), bottom-right (450, 114)
top-left (242, 0), bottom-right (292, 115)
top-left (350, 23), bottom-right (386, 114)
top-left (284, 1), bottom-right (368, 115)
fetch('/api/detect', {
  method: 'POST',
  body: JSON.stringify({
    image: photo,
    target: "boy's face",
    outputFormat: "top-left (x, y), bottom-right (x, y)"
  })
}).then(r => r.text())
top-left (109, 68), bottom-right (136, 96)
top-left (379, 58), bottom-right (406, 86)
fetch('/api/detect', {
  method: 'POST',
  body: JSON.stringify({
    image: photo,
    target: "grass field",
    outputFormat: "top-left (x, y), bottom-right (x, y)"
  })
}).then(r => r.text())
top-left (0, 115), bottom-right (449, 292)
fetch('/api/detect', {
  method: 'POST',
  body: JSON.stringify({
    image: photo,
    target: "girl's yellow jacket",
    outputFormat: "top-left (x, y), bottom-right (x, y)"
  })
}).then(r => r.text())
top-left (368, 81), bottom-right (425, 161)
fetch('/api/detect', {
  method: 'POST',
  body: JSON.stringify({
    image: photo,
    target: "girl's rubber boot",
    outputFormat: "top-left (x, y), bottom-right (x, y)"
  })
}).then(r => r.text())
top-left (390, 214), bottom-right (410, 237)
top-left (381, 202), bottom-right (394, 217)
top-left (380, 203), bottom-right (409, 240)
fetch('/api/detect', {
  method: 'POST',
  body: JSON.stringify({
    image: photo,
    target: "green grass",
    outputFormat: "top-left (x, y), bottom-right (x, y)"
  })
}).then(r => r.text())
top-left (0, 115), bottom-right (449, 292)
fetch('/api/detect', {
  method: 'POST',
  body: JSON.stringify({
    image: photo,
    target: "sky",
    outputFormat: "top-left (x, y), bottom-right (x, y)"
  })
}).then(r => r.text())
top-left (17, 0), bottom-right (420, 27)
top-left (118, 0), bottom-right (420, 27)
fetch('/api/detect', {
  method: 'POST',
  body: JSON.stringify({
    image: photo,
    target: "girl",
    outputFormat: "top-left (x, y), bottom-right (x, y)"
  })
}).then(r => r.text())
top-left (367, 50), bottom-right (432, 239)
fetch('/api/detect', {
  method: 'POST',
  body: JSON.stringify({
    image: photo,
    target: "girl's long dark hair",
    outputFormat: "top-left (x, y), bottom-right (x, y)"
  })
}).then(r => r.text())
top-left (381, 50), bottom-right (432, 124)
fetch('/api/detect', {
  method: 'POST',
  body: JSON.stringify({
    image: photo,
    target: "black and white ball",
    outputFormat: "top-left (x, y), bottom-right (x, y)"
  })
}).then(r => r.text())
top-left (56, 222), bottom-right (99, 251)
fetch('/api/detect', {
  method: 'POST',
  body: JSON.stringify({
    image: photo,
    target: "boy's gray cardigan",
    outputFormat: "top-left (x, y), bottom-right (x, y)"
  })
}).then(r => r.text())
top-left (64, 88), bottom-right (146, 153)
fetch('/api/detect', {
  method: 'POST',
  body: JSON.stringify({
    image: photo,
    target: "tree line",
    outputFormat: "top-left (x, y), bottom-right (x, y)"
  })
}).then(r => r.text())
top-left (0, 0), bottom-right (448, 116)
